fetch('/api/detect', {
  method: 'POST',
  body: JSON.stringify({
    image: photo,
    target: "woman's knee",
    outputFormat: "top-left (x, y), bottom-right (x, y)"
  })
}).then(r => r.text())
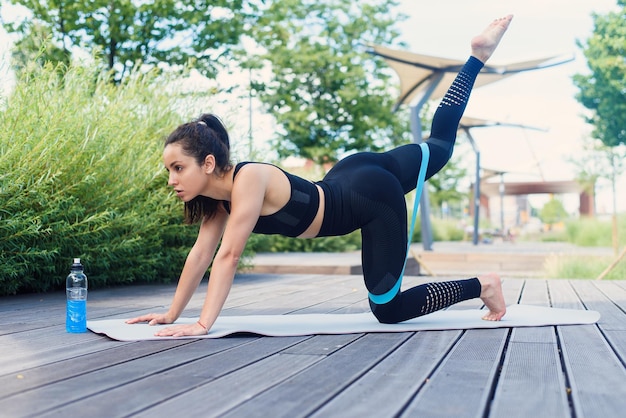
top-left (369, 299), bottom-right (403, 324)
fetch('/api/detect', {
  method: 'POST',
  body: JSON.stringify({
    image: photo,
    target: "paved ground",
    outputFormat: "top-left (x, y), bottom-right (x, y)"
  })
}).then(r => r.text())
top-left (248, 241), bottom-right (616, 278)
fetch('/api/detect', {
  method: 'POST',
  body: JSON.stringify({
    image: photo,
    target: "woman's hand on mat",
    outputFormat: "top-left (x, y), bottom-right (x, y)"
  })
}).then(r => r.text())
top-left (125, 312), bottom-right (175, 326)
top-left (153, 322), bottom-right (208, 337)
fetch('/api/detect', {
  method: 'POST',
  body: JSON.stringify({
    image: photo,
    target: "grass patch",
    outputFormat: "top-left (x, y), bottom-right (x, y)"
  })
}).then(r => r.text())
top-left (565, 215), bottom-right (626, 247)
top-left (544, 253), bottom-right (626, 280)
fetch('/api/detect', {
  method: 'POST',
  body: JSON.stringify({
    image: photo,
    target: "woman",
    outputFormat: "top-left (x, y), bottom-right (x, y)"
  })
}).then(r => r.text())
top-left (128, 15), bottom-right (513, 336)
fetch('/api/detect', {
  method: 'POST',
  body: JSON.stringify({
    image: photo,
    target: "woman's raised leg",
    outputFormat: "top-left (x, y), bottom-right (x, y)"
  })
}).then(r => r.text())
top-left (425, 15), bottom-right (514, 178)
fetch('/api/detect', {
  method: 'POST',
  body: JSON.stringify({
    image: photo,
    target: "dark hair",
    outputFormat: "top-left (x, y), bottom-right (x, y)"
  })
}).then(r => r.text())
top-left (165, 114), bottom-right (233, 224)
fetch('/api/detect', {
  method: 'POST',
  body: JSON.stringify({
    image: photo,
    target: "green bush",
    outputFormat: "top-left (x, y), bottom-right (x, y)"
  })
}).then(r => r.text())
top-left (544, 253), bottom-right (626, 280)
top-left (0, 62), bottom-right (200, 295)
top-left (410, 216), bottom-right (465, 243)
top-left (247, 231), bottom-right (361, 253)
top-left (432, 218), bottom-right (465, 242)
top-left (565, 215), bottom-right (626, 247)
top-left (545, 215), bottom-right (626, 279)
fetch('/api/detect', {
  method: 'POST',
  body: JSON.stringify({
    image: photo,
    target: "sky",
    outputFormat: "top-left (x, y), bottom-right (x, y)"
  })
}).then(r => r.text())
top-left (0, 0), bottom-right (623, 213)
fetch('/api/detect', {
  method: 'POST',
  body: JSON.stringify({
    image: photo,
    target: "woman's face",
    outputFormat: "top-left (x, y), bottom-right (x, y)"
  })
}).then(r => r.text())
top-left (163, 143), bottom-right (210, 202)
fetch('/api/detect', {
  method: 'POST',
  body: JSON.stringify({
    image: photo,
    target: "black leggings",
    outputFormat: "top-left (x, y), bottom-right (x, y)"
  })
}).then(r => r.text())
top-left (316, 57), bottom-right (484, 323)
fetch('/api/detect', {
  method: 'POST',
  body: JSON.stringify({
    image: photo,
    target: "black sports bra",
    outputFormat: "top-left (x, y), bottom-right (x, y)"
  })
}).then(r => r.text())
top-left (223, 162), bottom-right (320, 237)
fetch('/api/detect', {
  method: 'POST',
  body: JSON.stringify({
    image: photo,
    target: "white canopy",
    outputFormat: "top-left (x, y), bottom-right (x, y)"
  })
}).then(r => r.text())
top-left (367, 44), bottom-right (573, 109)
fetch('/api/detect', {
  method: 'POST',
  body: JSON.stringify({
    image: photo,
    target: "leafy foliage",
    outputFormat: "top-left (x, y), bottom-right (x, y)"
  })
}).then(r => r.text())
top-left (573, 3), bottom-right (626, 148)
top-left (565, 214), bottom-right (626, 247)
top-left (573, 3), bottom-right (626, 248)
top-left (539, 198), bottom-right (569, 227)
top-left (4, 0), bottom-right (414, 166)
top-left (247, 231), bottom-right (362, 253)
top-left (4, 0), bottom-right (248, 82)
top-left (0, 61), bottom-right (199, 295)
top-left (545, 214), bottom-right (626, 280)
top-left (251, 0), bottom-right (410, 165)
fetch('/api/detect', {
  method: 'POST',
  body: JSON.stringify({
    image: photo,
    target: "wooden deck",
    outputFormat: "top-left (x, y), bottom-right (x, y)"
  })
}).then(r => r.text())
top-left (2, 273), bottom-right (626, 417)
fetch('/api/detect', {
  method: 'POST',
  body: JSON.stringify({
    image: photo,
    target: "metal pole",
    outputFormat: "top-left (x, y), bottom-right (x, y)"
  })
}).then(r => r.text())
top-left (409, 72), bottom-right (445, 251)
top-left (499, 173), bottom-right (505, 236)
top-left (474, 151), bottom-right (481, 245)
top-left (464, 129), bottom-right (481, 246)
top-left (410, 105), bottom-right (434, 251)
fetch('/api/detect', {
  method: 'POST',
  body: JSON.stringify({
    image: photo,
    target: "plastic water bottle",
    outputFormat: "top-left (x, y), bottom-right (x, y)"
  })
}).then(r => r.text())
top-left (66, 258), bottom-right (88, 333)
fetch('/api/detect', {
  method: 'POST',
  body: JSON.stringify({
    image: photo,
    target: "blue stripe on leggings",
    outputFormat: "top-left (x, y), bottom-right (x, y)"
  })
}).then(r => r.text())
top-left (368, 143), bottom-right (430, 305)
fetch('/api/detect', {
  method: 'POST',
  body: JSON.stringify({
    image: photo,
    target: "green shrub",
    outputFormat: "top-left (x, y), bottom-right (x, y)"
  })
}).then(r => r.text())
top-left (432, 218), bottom-right (465, 242)
top-left (0, 62), bottom-right (200, 295)
top-left (546, 214), bottom-right (626, 279)
top-left (247, 231), bottom-right (361, 253)
top-left (539, 230), bottom-right (569, 243)
top-left (565, 215), bottom-right (626, 247)
top-left (409, 216), bottom-right (465, 243)
top-left (544, 253), bottom-right (626, 280)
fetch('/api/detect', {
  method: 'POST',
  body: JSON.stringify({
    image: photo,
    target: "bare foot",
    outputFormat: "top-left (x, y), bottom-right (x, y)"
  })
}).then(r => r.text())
top-left (471, 14), bottom-right (514, 63)
top-left (478, 273), bottom-right (506, 321)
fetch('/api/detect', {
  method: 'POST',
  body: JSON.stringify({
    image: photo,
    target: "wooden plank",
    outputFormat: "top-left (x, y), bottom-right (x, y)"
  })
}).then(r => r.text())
top-left (132, 353), bottom-right (326, 417)
top-left (0, 340), bottom-right (196, 399)
top-left (593, 281), bottom-right (626, 361)
top-left (282, 333), bottom-right (363, 356)
top-left (0, 292), bottom-right (64, 313)
top-left (397, 278), bottom-right (523, 417)
top-left (490, 328), bottom-right (568, 418)
top-left (311, 330), bottom-right (463, 417)
top-left (557, 323), bottom-right (626, 418)
top-left (36, 336), bottom-right (311, 418)
top-left (218, 333), bottom-right (411, 418)
top-left (586, 281), bottom-right (626, 330)
top-left (500, 277), bottom-right (525, 306)
top-left (1, 336), bottom-right (304, 417)
top-left (401, 328), bottom-right (509, 417)
top-left (0, 284), bottom-right (201, 374)
top-left (0, 328), bottom-right (118, 375)
top-left (134, 334), bottom-right (362, 417)
top-left (490, 279), bottom-right (569, 418)
top-left (549, 280), bottom-right (626, 418)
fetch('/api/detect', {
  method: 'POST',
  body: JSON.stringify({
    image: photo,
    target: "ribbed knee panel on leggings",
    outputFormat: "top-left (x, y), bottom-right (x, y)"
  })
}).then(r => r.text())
top-left (370, 278), bottom-right (482, 324)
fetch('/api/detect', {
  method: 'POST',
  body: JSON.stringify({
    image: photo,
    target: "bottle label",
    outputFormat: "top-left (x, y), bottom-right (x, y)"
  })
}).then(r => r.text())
top-left (66, 300), bottom-right (87, 333)
top-left (67, 288), bottom-right (87, 299)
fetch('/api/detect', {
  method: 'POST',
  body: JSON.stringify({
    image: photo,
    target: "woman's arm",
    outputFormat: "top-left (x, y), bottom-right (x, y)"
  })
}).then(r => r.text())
top-left (153, 165), bottom-right (271, 337)
top-left (167, 211), bottom-right (228, 320)
top-left (126, 210), bottom-right (227, 326)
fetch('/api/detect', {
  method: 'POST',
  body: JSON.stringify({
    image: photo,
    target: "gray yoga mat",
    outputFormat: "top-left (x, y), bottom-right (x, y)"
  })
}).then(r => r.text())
top-left (87, 304), bottom-right (600, 341)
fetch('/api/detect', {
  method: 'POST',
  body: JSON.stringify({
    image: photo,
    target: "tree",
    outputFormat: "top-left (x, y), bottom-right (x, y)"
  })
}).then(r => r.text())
top-left (570, 136), bottom-right (626, 211)
top-left (573, 1), bottom-right (626, 148)
top-left (250, 0), bottom-right (410, 165)
top-left (573, 1), bottom-right (626, 252)
top-left (539, 197), bottom-right (568, 230)
top-left (3, 0), bottom-right (249, 82)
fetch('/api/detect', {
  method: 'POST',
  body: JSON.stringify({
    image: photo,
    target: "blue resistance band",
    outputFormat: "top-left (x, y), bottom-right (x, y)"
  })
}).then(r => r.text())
top-left (368, 142), bottom-right (430, 305)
